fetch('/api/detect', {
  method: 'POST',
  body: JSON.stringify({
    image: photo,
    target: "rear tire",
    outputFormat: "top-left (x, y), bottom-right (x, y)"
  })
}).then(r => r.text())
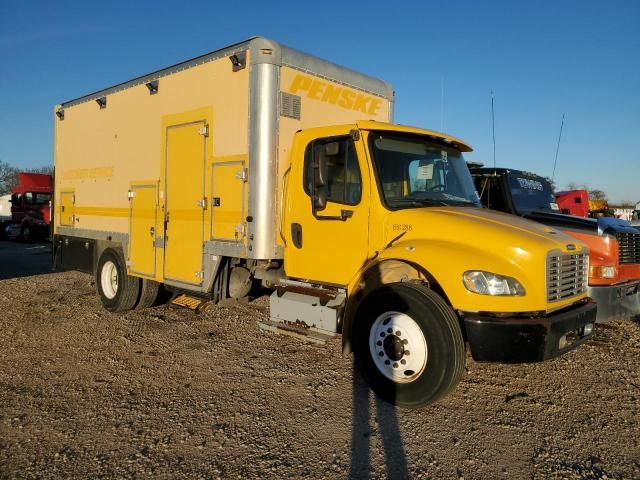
top-left (96, 249), bottom-right (141, 312)
top-left (353, 283), bottom-right (465, 408)
top-left (136, 279), bottom-right (160, 309)
top-left (21, 224), bottom-right (33, 242)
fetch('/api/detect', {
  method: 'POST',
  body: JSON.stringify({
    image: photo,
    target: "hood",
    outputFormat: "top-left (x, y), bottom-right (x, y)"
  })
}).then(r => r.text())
top-left (376, 206), bottom-right (588, 313)
top-left (384, 207), bottom-right (581, 254)
top-left (523, 210), bottom-right (597, 234)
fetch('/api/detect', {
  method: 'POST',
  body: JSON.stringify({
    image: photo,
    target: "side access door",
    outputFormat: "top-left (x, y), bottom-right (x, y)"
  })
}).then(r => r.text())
top-left (284, 129), bottom-right (370, 285)
top-left (128, 183), bottom-right (158, 278)
top-left (163, 120), bottom-right (208, 286)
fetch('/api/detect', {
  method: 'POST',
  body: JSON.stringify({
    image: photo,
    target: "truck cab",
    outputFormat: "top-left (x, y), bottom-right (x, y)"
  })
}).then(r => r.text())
top-left (276, 123), bottom-right (597, 405)
top-left (470, 167), bottom-right (640, 323)
top-left (9, 173), bottom-right (52, 241)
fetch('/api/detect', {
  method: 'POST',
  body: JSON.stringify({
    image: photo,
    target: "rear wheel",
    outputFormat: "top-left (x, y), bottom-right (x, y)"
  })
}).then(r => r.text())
top-left (21, 224), bottom-right (33, 242)
top-left (96, 249), bottom-right (141, 312)
top-left (135, 279), bottom-right (160, 309)
top-left (353, 283), bottom-right (465, 408)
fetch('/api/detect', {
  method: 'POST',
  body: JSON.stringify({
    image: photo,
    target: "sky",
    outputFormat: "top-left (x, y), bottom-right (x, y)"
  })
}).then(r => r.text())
top-left (0, 0), bottom-right (638, 204)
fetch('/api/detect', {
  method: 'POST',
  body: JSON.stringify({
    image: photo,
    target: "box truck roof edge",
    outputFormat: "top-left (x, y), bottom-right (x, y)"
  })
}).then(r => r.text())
top-left (56, 36), bottom-right (394, 110)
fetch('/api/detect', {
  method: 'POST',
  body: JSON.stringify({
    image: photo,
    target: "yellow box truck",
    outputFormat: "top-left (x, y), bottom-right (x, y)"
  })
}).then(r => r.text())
top-left (54, 37), bottom-right (596, 407)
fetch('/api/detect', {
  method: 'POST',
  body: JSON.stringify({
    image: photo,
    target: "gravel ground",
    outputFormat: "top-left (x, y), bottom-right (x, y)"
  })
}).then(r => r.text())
top-left (0, 240), bottom-right (639, 479)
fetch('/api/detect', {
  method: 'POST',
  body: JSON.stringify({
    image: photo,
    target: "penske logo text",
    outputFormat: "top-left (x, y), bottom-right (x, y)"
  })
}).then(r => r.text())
top-left (288, 74), bottom-right (382, 115)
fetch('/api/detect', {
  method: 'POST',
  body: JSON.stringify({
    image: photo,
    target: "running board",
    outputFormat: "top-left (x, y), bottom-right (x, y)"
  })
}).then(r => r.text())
top-left (261, 290), bottom-right (345, 344)
top-left (171, 294), bottom-right (206, 311)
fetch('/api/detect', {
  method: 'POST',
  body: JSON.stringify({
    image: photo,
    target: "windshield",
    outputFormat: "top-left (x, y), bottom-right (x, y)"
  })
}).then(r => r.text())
top-left (24, 192), bottom-right (51, 204)
top-left (506, 174), bottom-right (558, 214)
top-left (368, 132), bottom-right (481, 209)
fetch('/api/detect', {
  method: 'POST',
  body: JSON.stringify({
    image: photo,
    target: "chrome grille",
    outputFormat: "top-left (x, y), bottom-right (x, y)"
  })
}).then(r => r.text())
top-left (616, 231), bottom-right (640, 264)
top-left (547, 251), bottom-right (588, 302)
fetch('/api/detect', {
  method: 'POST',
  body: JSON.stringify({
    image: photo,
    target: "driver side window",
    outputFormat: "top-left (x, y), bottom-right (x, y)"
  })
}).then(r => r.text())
top-left (303, 137), bottom-right (362, 206)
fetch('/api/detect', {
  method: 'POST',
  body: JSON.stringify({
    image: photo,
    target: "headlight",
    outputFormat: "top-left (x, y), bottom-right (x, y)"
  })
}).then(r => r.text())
top-left (589, 265), bottom-right (616, 279)
top-left (462, 271), bottom-right (526, 296)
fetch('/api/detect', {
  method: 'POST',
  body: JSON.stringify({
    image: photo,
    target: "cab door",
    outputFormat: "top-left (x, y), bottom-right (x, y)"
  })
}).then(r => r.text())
top-left (284, 129), bottom-right (370, 285)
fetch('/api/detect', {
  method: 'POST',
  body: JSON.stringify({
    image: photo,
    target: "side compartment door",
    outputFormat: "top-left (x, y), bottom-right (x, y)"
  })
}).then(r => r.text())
top-left (211, 160), bottom-right (246, 241)
top-left (164, 121), bottom-right (207, 286)
top-left (59, 190), bottom-right (75, 227)
top-left (128, 183), bottom-right (158, 277)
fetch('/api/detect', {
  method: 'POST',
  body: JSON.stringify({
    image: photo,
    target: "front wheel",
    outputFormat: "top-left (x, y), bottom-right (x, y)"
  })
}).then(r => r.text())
top-left (353, 283), bottom-right (465, 408)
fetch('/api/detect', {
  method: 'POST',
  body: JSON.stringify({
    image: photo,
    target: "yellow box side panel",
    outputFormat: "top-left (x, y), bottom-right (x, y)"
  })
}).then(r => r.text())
top-left (128, 184), bottom-right (157, 277)
top-left (211, 160), bottom-right (246, 240)
top-left (54, 54), bottom-right (249, 236)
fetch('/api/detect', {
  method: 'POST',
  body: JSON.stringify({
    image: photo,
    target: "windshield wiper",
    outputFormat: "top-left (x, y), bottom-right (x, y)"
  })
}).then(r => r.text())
top-left (396, 199), bottom-right (448, 207)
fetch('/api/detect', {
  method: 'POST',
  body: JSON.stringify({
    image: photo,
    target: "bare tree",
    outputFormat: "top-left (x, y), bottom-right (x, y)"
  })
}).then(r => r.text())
top-left (0, 160), bottom-right (19, 195)
top-left (589, 189), bottom-right (607, 201)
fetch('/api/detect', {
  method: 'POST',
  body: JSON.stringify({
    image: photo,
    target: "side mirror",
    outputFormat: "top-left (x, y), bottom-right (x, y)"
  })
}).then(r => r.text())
top-left (312, 142), bottom-right (337, 211)
top-left (314, 188), bottom-right (327, 210)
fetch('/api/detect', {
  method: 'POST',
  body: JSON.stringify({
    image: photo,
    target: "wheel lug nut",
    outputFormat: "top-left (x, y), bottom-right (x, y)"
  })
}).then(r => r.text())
top-left (403, 339), bottom-right (408, 345)
top-left (380, 332), bottom-right (385, 337)
top-left (385, 360), bottom-right (390, 365)
top-left (387, 328), bottom-right (392, 333)
top-left (378, 351), bottom-right (384, 357)
top-left (393, 363), bottom-right (398, 368)
top-left (405, 351), bottom-right (410, 356)
top-left (376, 340), bottom-right (382, 346)
top-left (395, 330), bottom-right (401, 336)
top-left (401, 359), bottom-right (406, 365)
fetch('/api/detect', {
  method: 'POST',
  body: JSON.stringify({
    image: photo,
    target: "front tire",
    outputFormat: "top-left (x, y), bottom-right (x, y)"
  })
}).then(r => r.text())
top-left (353, 283), bottom-right (465, 408)
top-left (96, 249), bottom-right (141, 312)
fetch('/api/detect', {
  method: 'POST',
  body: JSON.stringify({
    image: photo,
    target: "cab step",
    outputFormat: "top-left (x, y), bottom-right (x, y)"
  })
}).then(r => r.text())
top-left (171, 294), bottom-right (206, 311)
top-left (258, 319), bottom-right (334, 345)
top-left (260, 289), bottom-right (345, 345)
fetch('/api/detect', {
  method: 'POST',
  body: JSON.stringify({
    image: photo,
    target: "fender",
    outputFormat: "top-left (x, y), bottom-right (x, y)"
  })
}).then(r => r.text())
top-left (342, 258), bottom-right (438, 353)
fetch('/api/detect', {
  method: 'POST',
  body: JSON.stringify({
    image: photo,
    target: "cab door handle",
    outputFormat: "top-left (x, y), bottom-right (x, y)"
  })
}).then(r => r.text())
top-left (341, 209), bottom-right (353, 220)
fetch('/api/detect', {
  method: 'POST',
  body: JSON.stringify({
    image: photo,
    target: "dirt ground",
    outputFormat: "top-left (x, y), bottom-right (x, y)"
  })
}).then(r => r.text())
top-left (0, 240), bottom-right (639, 479)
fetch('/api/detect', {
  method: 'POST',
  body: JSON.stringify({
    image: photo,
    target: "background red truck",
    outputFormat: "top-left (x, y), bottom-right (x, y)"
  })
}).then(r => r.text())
top-left (5, 172), bottom-right (52, 241)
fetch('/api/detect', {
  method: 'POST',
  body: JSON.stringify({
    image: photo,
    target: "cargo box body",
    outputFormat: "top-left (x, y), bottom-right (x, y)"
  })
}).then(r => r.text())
top-left (54, 37), bottom-right (393, 291)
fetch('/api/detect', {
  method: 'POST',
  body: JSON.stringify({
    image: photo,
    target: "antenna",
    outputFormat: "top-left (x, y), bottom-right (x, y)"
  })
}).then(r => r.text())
top-left (552, 113), bottom-right (565, 181)
top-left (440, 77), bottom-right (444, 131)
top-left (491, 91), bottom-right (496, 171)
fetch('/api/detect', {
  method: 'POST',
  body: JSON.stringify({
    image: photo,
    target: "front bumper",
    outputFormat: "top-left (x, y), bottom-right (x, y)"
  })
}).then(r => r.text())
top-left (462, 300), bottom-right (596, 363)
top-left (589, 281), bottom-right (640, 323)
